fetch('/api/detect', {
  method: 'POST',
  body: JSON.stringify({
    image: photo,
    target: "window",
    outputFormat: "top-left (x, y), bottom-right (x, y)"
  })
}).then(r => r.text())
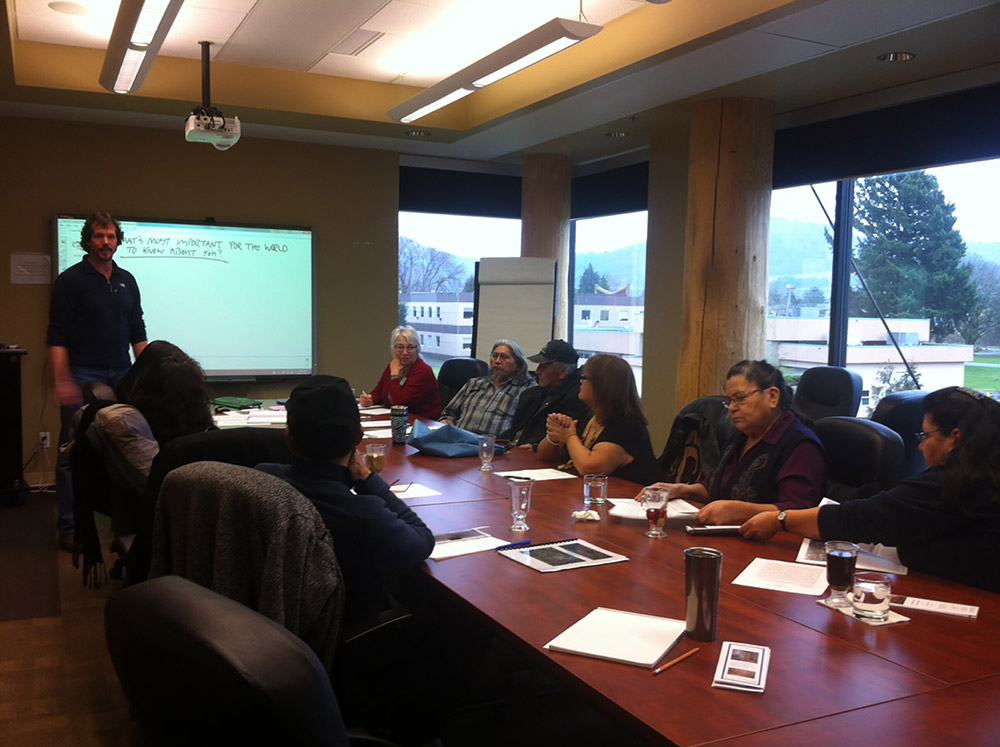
top-left (399, 211), bottom-right (520, 364)
top-left (571, 211), bottom-right (647, 393)
top-left (420, 334), bottom-right (424, 345)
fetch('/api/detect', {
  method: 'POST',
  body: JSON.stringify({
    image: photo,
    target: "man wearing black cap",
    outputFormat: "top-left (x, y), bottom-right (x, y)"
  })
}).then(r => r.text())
top-left (256, 375), bottom-right (434, 625)
top-left (500, 340), bottom-right (591, 450)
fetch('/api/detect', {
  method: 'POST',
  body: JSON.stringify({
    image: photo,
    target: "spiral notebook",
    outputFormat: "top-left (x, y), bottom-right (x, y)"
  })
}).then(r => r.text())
top-left (497, 538), bottom-right (628, 573)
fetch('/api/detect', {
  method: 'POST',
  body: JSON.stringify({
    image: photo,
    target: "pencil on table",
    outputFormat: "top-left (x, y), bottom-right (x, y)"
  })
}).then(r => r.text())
top-left (653, 647), bottom-right (699, 676)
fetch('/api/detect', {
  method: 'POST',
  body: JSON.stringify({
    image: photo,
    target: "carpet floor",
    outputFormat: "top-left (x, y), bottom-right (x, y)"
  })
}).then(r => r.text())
top-left (0, 489), bottom-right (61, 622)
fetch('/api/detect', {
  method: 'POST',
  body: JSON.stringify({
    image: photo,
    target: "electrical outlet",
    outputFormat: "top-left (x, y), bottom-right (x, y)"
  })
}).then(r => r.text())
top-left (39, 432), bottom-right (51, 449)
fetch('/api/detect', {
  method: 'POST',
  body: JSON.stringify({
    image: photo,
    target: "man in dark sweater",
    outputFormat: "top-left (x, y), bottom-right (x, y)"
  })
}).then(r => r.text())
top-left (502, 339), bottom-right (591, 449)
top-left (256, 375), bottom-right (433, 625)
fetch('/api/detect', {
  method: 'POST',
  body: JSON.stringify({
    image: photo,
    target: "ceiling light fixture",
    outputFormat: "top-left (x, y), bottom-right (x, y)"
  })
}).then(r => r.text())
top-left (387, 17), bottom-right (602, 124)
top-left (99, 0), bottom-right (185, 94)
top-left (877, 51), bottom-right (916, 63)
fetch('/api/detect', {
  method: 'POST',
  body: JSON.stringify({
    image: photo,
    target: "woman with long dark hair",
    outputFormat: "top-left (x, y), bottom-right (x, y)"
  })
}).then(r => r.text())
top-left (645, 359), bottom-right (826, 524)
top-left (741, 386), bottom-right (1000, 592)
top-left (539, 354), bottom-right (659, 484)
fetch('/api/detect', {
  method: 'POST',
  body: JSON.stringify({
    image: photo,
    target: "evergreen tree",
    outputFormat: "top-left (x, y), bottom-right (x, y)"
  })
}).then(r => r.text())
top-left (577, 262), bottom-right (607, 294)
top-left (850, 171), bottom-right (974, 342)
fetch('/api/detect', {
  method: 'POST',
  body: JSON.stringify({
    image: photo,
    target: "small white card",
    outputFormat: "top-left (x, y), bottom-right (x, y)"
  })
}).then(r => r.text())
top-left (390, 482), bottom-right (442, 499)
top-left (495, 468), bottom-right (577, 481)
top-left (362, 419), bottom-right (392, 429)
top-left (712, 642), bottom-right (770, 693)
top-left (733, 558), bottom-right (829, 596)
top-left (817, 597), bottom-right (910, 626)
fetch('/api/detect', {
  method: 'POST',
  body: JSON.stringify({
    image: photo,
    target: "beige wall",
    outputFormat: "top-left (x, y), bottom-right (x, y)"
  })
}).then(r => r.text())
top-left (0, 116), bottom-right (400, 482)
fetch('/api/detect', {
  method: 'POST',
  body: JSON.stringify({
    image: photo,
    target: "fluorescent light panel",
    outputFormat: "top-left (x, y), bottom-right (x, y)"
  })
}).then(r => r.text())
top-left (99, 0), bottom-right (185, 94)
top-left (388, 17), bottom-right (601, 124)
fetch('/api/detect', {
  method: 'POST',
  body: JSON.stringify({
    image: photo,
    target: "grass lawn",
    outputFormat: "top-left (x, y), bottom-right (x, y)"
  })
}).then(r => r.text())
top-left (972, 354), bottom-right (1000, 364)
top-left (964, 365), bottom-right (1000, 391)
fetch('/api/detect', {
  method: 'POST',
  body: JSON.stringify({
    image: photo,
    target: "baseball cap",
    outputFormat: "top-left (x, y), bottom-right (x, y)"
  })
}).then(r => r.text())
top-left (527, 339), bottom-right (579, 365)
top-left (286, 375), bottom-right (359, 461)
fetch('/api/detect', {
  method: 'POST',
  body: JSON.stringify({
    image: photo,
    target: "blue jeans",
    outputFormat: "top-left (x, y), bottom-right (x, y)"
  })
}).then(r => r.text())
top-left (56, 365), bottom-right (130, 533)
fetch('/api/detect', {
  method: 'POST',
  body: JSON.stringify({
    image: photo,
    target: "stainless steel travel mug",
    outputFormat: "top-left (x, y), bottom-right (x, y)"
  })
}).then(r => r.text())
top-left (685, 547), bottom-right (723, 641)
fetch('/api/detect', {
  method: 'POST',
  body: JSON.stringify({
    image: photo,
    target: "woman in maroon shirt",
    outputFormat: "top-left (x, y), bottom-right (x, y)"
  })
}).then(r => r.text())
top-left (359, 326), bottom-right (442, 419)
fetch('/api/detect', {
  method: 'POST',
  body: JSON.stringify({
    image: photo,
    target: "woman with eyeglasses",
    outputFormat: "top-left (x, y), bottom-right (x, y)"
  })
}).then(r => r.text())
top-left (539, 354), bottom-right (660, 485)
top-left (642, 359), bottom-right (826, 524)
top-left (359, 326), bottom-right (442, 419)
top-left (741, 386), bottom-right (1000, 592)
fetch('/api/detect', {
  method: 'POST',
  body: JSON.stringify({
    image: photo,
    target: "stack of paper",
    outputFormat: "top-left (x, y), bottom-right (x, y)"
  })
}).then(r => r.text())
top-left (544, 608), bottom-right (686, 668)
top-left (712, 642), bottom-right (771, 693)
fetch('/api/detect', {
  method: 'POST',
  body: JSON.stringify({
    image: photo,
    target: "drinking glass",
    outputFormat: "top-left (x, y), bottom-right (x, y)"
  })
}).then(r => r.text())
top-left (852, 572), bottom-right (892, 622)
top-left (478, 434), bottom-right (496, 472)
top-left (823, 541), bottom-right (859, 608)
top-left (509, 478), bottom-right (533, 532)
top-left (364, 443), bottom-right (386, 474)
top-left (583, 474), bottom-right (608, 508)
top-left (642, 487), bottom-right (668, 538)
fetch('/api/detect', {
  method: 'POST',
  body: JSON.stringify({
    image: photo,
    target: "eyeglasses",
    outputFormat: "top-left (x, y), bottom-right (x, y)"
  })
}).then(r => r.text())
top-left (723, 389), bottom-right (764, 409)
top-left (491, 352), bottom-right (513, 361)
top-left (393, 344), bottom-right (417, 352)
top-left (579, 374), bottom-right (590, 381)
top-left (915, 429), bottom-right (940, 441)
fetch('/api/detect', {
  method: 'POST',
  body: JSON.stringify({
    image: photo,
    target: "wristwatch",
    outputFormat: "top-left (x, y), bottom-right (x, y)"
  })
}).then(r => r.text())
top-left (776, 510), bottom-right (788, 532)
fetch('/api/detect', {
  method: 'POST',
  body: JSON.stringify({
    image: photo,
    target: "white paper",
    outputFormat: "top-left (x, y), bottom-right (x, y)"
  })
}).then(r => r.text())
top-left (360, 407), bottom-right (391, 415)
top-left (607, 498), bottom-right (699, 520)
top-left (213, 413), bottom-right (251, 427)
top-left (544, 608), bottom-right (686, 668)
top-left (10, 253), bottom-right (51, 284)
top-left (390, 482), bottom-right (441, 499)
top-left (795, 537), bottom-right (908, 575)
top-left (247, 411), bottom-right (286, 424)
top-left (495, 468), bottom-right (576, 481)
top-left (733, 558), bottom-right (829, 596)
top-left (429, 529), bottom-right (507, 560)
top-left (364, 429), bottom-right (394, 439)
top-left (362, 419), bottom-right (392, 429)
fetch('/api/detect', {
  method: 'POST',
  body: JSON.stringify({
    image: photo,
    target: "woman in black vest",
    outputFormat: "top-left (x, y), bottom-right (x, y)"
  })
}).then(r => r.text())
top-left (648, 360), bottom-right (826, 524)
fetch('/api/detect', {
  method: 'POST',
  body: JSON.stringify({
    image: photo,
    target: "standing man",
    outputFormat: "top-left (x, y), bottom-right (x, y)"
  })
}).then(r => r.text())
top-left (48, 212), bottom-right (147, 548)
top-left (501, 339), bottom-right (591, 449)
top-left (439, 339), bottom-right (534, 435)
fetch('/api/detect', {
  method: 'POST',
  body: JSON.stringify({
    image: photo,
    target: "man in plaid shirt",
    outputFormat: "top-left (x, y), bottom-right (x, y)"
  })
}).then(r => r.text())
top-left (439, 339), bottom-right (534, 435)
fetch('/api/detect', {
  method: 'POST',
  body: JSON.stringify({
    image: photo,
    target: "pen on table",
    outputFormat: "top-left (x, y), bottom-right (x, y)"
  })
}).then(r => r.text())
top-left (387, 478), bottom-right (400, 488)
top-left (653, 647), bottom-right (700, 676)
top-left (496, 540), bottom-right (531, 551)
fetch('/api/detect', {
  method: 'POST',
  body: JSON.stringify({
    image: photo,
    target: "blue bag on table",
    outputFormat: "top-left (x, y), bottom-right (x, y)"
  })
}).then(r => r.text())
top-left (407, 420), bottom-right (507, 458)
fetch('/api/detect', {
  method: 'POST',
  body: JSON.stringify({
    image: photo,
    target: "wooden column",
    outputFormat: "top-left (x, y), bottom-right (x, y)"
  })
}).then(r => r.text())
top-left (521, 153), bottom-right (572, 340)
top-left (677, 98), bottom-right (775, 405)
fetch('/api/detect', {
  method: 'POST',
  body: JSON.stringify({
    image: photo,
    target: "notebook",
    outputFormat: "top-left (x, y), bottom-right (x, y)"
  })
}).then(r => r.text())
top-left (544, 607), bottom-right (687, 668)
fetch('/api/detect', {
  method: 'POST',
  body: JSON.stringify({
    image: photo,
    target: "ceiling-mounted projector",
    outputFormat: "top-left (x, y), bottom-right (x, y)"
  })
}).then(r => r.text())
top-left (185, 40), bottom-right (239, 151)
top-left (185, 113), bottom-right (240, 151)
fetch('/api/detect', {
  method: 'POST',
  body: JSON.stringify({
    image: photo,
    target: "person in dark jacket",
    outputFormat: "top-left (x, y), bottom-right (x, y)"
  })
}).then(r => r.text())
top-left (741, 386), bottom-right (1000, 593)
top-left (501, 339), bottom-right (591, 449)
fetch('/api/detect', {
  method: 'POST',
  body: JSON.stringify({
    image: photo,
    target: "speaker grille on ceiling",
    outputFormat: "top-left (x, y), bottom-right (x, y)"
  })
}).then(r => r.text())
top-left (331, 29), bottom-right (383, 56)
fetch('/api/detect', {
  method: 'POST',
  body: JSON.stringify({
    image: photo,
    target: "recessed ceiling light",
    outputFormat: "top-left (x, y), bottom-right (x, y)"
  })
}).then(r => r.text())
top-left (605, 131), bottom-right (630, 139)
top-left (406, 129), bottom-right (429, 138)
top-left (48, 1), bottom-right (90, 14)
top-left (877, 52), bottom-right (916, 63)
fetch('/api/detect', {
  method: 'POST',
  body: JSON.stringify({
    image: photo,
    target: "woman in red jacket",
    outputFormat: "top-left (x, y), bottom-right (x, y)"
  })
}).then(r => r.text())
top-left (359, 326), bottom-right (442, 419)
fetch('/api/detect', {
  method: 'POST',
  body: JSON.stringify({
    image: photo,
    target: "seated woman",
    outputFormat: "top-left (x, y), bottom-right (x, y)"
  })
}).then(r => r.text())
top-left (117, 340), bottom-right (214, 445)
top-left (359, 326), bottom-right (442, 419)
top-left (538, 354), bottom-right (659, 485)
top-left (741, 386), bottom-right (1000, 593)
top-left (648, 359), bottom-right (826, 524)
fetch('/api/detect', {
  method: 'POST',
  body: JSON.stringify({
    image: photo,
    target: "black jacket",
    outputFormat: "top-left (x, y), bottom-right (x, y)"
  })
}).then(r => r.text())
top-left (501, 370), bottom-right (591, 448)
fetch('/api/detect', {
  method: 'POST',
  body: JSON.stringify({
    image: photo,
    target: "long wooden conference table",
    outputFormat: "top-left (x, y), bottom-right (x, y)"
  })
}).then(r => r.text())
top-left (360, 419), bottom-right (1000, 745)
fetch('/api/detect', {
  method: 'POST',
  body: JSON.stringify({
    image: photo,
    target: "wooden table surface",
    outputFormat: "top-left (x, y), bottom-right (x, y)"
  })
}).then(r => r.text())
top-left (364, 421), bottom-right (997, 745)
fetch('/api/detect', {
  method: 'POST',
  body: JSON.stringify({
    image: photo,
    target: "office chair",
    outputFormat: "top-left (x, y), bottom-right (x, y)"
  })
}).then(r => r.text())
top-left (870, 390), bottom-right (928, 480)
top-left (657, 395), bottom-right (735, 483)
top-left (104, 575), bottom-right (398, 747)
top-left (793, 366), bottom-right (863, 420)
top-left (814, 416), bottom-right (904, 503)
top-left (437, 356), bottom-right (489, 408)
top-left (149, 461), bottom-right (344, 673)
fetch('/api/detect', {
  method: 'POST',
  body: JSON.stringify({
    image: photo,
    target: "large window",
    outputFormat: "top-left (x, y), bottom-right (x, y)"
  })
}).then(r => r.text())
top-left (767, 158), bottom-right (1000, 412)
top-left (571, 211), bottom-right (647, 392)
top-left (398, 212), bottom-right (520, 364)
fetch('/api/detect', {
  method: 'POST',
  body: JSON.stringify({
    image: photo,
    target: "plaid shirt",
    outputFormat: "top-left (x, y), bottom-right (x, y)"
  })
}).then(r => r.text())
top-left (441, 375), bottom-right (533, 435)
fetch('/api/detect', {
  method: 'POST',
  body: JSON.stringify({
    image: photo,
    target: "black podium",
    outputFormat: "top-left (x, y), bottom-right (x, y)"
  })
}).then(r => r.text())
top-left (1, 348), bottom-right (28, 505)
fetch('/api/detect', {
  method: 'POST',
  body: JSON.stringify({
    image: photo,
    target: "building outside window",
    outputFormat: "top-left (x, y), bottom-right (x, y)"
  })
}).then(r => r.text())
top-left (399, 211), bottom-right (520, 366)
top-left (768, 158), bottom-right (1000, 412)
top-left (571, 211), bottom-right (647, 393)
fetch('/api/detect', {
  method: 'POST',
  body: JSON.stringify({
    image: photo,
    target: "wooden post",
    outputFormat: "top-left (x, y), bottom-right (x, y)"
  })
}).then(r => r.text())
top-left (677, 98), bottom-right (775, 405)
top-left (521, 153), bottom-right (572, 340)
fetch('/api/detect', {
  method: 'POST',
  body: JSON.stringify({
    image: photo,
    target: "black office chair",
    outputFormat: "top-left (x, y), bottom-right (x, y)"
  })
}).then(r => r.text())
top-left (814, 416), bottom-right (904, 503)
top-left (437, 357), bottom-right (488, 408)
top-left (105, 575), bottom-right (397, 747)
top-left (657, 395), bottom-right (735, 483)
top-left (793, 366), bottom-right (863, 421)
top-left (870, 390), bottom-right (928, 480)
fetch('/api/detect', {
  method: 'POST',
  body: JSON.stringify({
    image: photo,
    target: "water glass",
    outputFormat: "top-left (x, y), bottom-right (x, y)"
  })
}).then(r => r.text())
top-left (364, 443), bottom-right (386, 474)
top-left (641, 487), bottom-right (669, 538)
top-left (852, 572), bottom-right (892, 622)
top-left (509, 477), bottom-right (532, 532)
top-left (824, 541), bottom-right (859, 608)
top-left (478, 434), bottom-right (496, 472)
top-left (583, 473), bottom-right (608, 508)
